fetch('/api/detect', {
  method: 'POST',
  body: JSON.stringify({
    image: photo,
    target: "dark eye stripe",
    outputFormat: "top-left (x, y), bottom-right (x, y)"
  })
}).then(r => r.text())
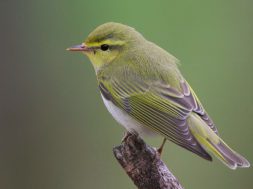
top-left (90, 44), bottom-right (121, 51)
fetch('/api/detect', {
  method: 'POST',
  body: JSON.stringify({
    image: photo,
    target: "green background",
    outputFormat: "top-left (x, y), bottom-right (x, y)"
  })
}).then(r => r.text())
top-left (1, 0), bottom-right (253, 188)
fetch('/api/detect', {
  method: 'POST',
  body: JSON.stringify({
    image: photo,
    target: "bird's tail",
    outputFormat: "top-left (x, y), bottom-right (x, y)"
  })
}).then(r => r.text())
top-left (188, 113), bottom-right (250, 169)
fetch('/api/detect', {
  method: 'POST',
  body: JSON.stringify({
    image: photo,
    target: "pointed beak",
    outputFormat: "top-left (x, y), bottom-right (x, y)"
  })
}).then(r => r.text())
top-left (66, 43), bottom-right (89, 52)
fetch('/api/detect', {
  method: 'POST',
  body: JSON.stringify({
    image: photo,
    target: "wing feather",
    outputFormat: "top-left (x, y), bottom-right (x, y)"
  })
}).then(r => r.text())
top-left (185, 82), bottom-right (218, 134)
top-left (99, 78), bottom-right (212, 160)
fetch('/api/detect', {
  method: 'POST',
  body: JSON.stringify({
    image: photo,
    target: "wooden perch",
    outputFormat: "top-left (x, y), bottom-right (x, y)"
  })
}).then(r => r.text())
top-left (113, 132), bottom-right (184, 189)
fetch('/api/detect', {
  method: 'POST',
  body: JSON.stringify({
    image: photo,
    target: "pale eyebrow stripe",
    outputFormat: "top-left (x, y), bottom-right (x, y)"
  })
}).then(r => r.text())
top-left (88, 39), bottom-right (125, 48)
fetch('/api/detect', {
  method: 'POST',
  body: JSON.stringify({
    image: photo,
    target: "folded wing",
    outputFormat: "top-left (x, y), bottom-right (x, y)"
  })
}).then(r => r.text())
top-left (99, 77), bottom-right (217, 161)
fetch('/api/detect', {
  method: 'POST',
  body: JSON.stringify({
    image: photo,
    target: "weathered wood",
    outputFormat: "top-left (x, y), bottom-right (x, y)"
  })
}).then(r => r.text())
top-left (113, 132), bottom-right (184, 189)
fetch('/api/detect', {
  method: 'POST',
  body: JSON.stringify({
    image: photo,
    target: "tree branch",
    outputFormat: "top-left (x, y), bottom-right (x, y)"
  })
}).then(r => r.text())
top-left (113, 132), bottom-right (184, 189)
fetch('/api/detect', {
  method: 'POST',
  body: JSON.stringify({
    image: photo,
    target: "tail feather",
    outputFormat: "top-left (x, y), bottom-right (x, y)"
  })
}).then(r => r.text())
top-left (188, 113), bottom-right (250, 169)
top-left (209, 138), bottom-right (250, 169)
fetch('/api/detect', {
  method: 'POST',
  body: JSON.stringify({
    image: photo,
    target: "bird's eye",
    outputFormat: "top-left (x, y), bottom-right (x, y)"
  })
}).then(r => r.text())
top-left (100, 44), bottom-right (109, 51)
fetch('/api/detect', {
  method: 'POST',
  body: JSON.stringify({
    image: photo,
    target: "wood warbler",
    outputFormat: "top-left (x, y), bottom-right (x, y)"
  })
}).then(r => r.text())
top-left (67, 22), bottom-right (250, 169)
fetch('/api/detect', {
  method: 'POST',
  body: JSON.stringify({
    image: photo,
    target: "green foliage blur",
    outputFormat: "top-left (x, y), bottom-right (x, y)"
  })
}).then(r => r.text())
top-left (1, 0), bottom-right (253, 189)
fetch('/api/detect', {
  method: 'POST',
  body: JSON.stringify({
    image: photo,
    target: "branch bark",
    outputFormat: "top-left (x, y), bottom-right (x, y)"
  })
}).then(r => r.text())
top-left (113, 132), bottom-right (184, 189)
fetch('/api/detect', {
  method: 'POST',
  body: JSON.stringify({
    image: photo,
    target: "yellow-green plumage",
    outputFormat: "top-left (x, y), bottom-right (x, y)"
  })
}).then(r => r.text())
top-left (68, 22), bottom-right (250, 169)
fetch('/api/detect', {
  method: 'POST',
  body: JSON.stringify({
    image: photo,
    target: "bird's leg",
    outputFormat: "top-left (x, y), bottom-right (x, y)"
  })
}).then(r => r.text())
top-left (121, 131), bottom-right (129, 143)
top-left (157, 138), bottom-right (167, 155)
top-left (121, 130), bottom-right (138, 143)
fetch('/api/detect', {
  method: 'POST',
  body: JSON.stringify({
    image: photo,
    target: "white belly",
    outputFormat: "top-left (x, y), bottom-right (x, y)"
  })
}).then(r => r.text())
top-left (101, 94), bottom-right (155, 136)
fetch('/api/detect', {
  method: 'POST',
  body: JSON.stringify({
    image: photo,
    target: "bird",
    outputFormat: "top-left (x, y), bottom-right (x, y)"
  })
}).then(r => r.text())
top-left (67, 22), bottom-right (250, 169)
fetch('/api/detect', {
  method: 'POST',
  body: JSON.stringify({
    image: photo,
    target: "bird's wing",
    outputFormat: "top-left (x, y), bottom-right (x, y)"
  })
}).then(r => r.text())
top-left (182, 81), bottom-right (218, 134)
top-left (99, 75), bottom-right (216, 160)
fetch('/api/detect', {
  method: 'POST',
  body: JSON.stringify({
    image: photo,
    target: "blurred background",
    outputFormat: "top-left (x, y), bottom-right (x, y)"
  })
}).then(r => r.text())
top-left (1, 0), bottom-right (253, 188)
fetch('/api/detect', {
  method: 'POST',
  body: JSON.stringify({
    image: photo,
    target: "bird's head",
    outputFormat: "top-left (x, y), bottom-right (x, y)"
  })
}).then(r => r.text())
top-left (67, 22), bottom-right (145, 71)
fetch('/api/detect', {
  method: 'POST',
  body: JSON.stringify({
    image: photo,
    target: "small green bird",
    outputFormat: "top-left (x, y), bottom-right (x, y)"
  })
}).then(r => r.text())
top-left (67, 22), bottom-right (250, 169)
